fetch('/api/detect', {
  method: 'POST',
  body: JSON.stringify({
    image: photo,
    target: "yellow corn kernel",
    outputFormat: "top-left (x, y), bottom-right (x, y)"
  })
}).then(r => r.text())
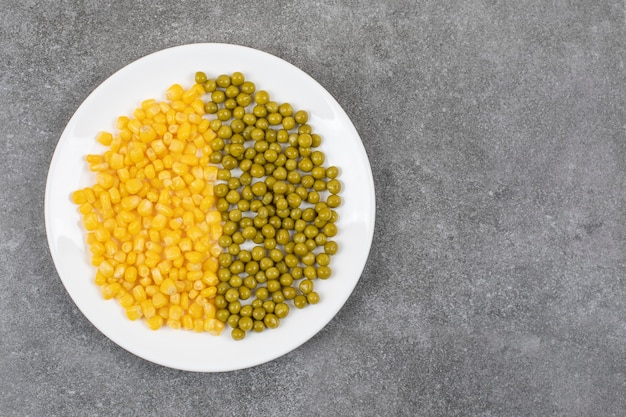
top-left (89, 241), bottom-right (105, 257)
top-left (204, 257), bottom-right (220, 273)
top-left (113, 264), bottom-right (125, 279)
top-left (94, 271), bottom-right (106, 285)
top-left (166, 84), bottom-right (184, 101)
top-left (200, 287), bottom-right (217, 300)
top-left (177, 122), bottom-right (191, 141)
top-left (97, 131), bottom-right (113, 146)
top-left (210, 244), bottom-right (222, 258)
top-left (144, 100), bottom-right (159, 115)
top-left (125, 178), bottom-right (143, 195)
top-left (188, 302), bottom-right (203, 319)
top-left (108, 152), bottom-right (124, 170)
top-left (181, 88), bottom-right (197, 104)
top-left (146, 315), bottom-right (163, 330)
top-left (151, 213), bottom-right (167, 231)
top-left (140, 299), bottom-right (156, 319)
top-left (160, 278), bottom-right (177, 295)
top-left (127, 220), bottom-right (141, 235)
top-left (168, 304), bottom-right (182, 321)
top-left (128, 147), bottom-right (144, 165)
top-left (108, 187), bottom-right (121, 204)
top-left (198, 118), bottom-right (210, 134)
top-left (98, 260), bottom-right (114, 278)
top-left (163, 245), bottom-right (180, 261)
top-left (102, 282), bottom-right (121, 300)
top-left (113, 248), bottom-right (127, 262)
top-left (202, 270), bottom-right (219, 286)
top-left (104, 240), bottom-right (118, 257)
top-left (175, 112), bottom-right (188, 124)
top-left (137, 265), bottom-right (150, 279)
top-left (124, 266), bottom-right (137, 283)
top-left (120, 195), bottom-right (141, 211)
top-left (125, 305), bottom-right (142, 321)
top-left (136, 199), bottom-right (152, 217)
top-left (93, 227), bottom-right (110, 243)
top-left (133, 108), bottom-right (146, 121)
top-left (131, 285), bottom-right (147, 302)
top-left (182, 314), bottom-right (193, 330)
top-left (171, 100), bottom-right (186, 112)
top-left (204, 318), bottom-right (224, 336)
top-left (188, 178), bottom-right (205, 194)
top-left (190, 99), bottom-right (205, 115)
top-left (158, 307), bottom-right (169, 321)
top-left (115, 115), bottom-right (129, 130)
top-left (119, 292), bottom-right (135, 308)
top-left (127, 119), bottom-right (141, 134)
top-left (210, 224), bottom-right (222, 242)
top-left (169, 139), bottom-right (185, 154)
top-left (71, 189), bottom-right (88, 205)
top-left (166, 319), bottom-right (181, 330)
top-left (187, 271), bottom-right (202, 282)
top-left (152, 292), bottom-right (167, 309)
top-left (193, 318), bottom-right (204, 332)
top-left (95, 172), bottom-right (115, 189)
top-left (154, 203), bottom-right (174, 217)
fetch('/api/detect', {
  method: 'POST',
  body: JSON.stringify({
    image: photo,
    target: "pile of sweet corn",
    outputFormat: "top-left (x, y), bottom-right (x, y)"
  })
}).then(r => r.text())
top-left (71, 82), bottom-right (225, 335)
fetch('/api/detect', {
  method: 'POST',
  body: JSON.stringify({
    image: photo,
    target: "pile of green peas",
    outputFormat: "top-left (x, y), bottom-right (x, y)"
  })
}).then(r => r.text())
top-left (195, 71), bottom-right (342, 340)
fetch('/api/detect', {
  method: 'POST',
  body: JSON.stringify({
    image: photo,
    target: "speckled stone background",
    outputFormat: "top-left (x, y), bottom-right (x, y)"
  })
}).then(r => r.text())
top-left (2, 1), bottom-right (625, 416)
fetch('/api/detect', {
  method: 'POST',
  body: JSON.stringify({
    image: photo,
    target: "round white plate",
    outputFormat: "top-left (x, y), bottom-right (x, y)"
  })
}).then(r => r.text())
top-left (45, 43), bottom-right (375, 372)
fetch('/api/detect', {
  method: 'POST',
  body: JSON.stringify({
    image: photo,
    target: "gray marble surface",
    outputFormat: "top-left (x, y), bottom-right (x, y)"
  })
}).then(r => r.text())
top-left (2, 1), bottom-right (626, 416)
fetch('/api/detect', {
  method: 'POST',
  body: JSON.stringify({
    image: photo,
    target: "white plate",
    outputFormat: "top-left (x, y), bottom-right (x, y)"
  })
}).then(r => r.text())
top-left (45, 43), bottom-right (375, 372)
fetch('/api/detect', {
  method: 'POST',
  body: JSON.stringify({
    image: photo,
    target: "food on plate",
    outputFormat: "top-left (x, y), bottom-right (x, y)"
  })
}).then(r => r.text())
top-left (197, 71), bottom-right (341, 340)
top-left (71, 71), bottom-right (341, 340)
top-left (71, 83), bottom-right (225, 335)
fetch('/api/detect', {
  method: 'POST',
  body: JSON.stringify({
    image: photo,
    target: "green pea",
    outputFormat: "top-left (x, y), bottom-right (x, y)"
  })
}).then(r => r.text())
top-left (307, 292), bottom-right (320, 305)
top-left (294, 295), bottom-right (307, 309)
top-left (263, 313), bottom-right (280, 329)
top-left (215, 295), bottom-right (227, 309)
top-left (311, 134), bottom-right (322, 147)
top-left (217, 308), bottom-right (230, 322)
top-left (326, 166), bottom-right (339, 179)
top-left (238, 316), bottom-right (253, 332)
top-left (216, 74), bottom-right (231, 88)
top-left (253, 320), bottom-right (265, 332)
top-left (267, 279), bottom-right (281, 293)
top-left (234, 94), bottom-right (250, 108)
top-left (299, 279), bottom-right (314, 294)
top-left (204, 79), bottom-right (217, 92)
top-left (272, 290), bottom-right (285, 304)
top-left (317, 266), bottom-right (332, 279)
top-left (225, 85), bottom-right (239, 98)
top-left (262, 300), bottom-right (275, 313)
top-left (239, 286), bottom-right (251, 300)
top-left (205, 101), bottom-right (218, 114)
top-left (282, 286), bottom-right (297, 300)
top-left (252, 307), bottom-right (266, 320)
top-left (279, 103), bottom-right (293, 117)
top-left (282, 116), bottom-right (296, 130)
top-left (303, 266), bottom-right (316, 279)
top-left (256, 287), bottom-right (269, 300)
top-left (195, 71), bottom-right (207, 84)
top-left (231, 328), bottom-right (245, 340)
top-left (211, 90), bottom-right (225, 103)
top-left (327, 195), bottom-right (341, 208)
top-left (255, 90), bottom-right (270, 105)
top-left (241, 81), bottom-right (256, 94)
top-left (253, 104), bottom-right (267, 118)
top-left (274, 303), bottom-right (289, 318)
